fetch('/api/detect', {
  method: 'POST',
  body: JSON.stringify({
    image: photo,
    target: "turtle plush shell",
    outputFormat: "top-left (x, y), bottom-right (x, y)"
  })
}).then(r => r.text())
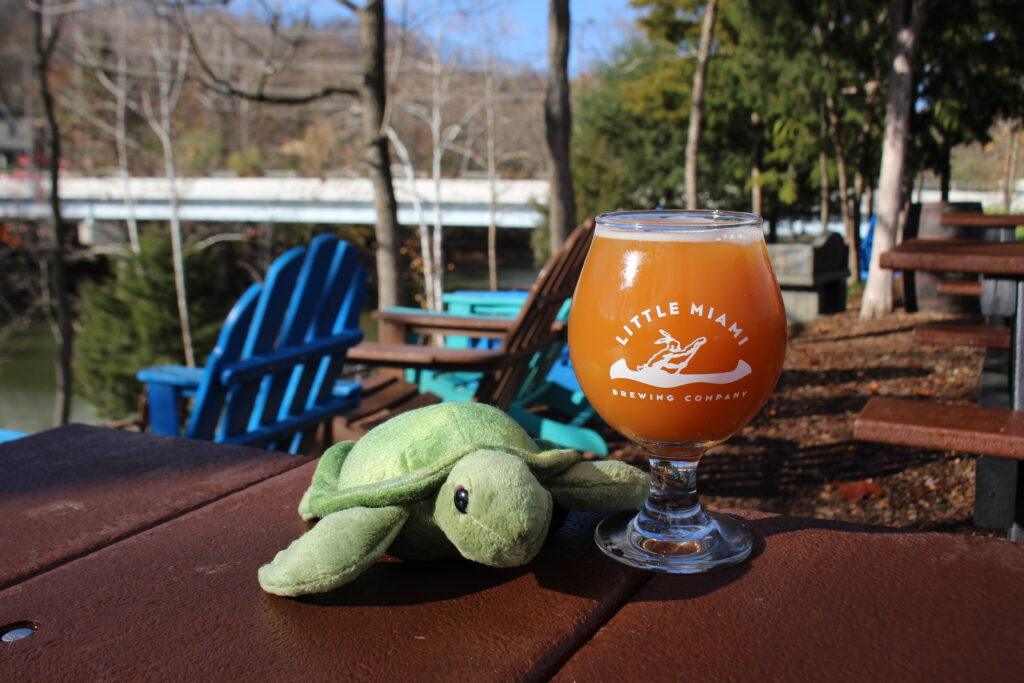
top-left (339, 402), bottom-right (545, 489)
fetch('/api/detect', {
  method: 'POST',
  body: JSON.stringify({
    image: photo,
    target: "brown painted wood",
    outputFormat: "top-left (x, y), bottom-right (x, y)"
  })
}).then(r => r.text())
top-left (352, 219), bottom-right (595, 413)
top-left (0, 425), bottom-right (307, 590)
top-left (880, 239), bottom-right (1024, 276)
top-left (934, 279), bottom-right (983, 297)
top-left (939, 212), bottom-right (1024, 228)
top-left (853, 396), bottom-right (1024, 459)
top-left (348, 341), bottom-right (507, 371)
top-left (0, 461), bottom-right (648, 681)
top-left (554, 510), bottom-right (1024, 682)
top-left (913, 322), bottom-right (1011, 349)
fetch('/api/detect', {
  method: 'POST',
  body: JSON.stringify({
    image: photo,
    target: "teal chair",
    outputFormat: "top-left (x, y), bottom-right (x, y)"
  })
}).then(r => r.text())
top-left (348, 219), bottom-right (607, 455)
top-left (410, 290), bottom-right (601, 452)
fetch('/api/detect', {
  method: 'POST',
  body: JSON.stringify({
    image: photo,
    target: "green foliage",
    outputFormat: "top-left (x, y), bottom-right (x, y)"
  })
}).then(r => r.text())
top-left (574, 0), bottom-right (897, 222)
top-left (226, 147), bottom-right (265, 177)
top-left (909, 0), bottom-right (1024, 181)
top-left (571, 39), bottom-right (690, 218)
top-left (177, 129), bottom-right (224, 175)
top-left (75, 229), bottom-right (235, 419)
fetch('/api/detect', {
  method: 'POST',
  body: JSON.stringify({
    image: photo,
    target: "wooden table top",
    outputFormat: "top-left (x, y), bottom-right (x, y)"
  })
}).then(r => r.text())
top-left (3, 427), bottom-right (1024, 680)
top-left (939, 212), bottom-right (1024, 228)
top-left (0, 425), bottom-right (307, 590)
top-left (880, 238), bottom-right (1024, 276)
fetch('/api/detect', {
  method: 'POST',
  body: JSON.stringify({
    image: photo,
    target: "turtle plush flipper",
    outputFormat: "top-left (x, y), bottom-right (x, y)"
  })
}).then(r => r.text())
top-left (545, 461), bottom-right (648, 512)
top-left (298, 441), bottom-right (356, 521)
top-left (258, 505), bottom-right (408, 596)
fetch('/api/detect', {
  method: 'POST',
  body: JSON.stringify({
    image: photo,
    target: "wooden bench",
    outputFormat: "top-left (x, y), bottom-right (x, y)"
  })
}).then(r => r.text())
top-left (935, 279), bottom-right (983, 297)
top-left (853, 396), bottom-right (1024, 460)
top-left (912, 322), bottom-right (1011, 350)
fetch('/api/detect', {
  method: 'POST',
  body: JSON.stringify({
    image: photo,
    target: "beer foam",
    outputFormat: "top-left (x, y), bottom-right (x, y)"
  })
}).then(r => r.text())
top-left (595, 224), bottom-right (763, 244)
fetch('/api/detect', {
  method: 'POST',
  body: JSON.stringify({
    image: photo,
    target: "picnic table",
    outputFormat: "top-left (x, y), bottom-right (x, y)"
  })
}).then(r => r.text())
top-left (2, 426), bottom-right (1023, 680)
top-left (855, 238), bottom-right (1024, 539)
top-left (878, 238), bottom-right (1024, 408)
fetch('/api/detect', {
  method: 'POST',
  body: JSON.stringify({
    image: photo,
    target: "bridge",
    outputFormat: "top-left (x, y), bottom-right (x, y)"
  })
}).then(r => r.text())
top-left (0, 174), bottom-right (548, 231)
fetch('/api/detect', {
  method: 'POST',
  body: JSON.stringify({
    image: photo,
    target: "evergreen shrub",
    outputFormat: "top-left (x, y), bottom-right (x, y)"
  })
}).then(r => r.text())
top-left (75, 230), bottom-right (236, 419)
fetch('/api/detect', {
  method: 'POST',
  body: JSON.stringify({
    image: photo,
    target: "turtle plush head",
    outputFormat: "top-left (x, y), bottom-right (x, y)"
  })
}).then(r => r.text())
top-left (258, 403), bottom-right (647, 597)
top-left (435, 450), bottom-right (552, 567)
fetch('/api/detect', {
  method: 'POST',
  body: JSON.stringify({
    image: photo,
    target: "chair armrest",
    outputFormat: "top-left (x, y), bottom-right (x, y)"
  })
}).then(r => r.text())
top-left (136, 365), bottom-right (205, 389)
top-left (136, 365), bottom-right (206, 437)
top-left (347, 342), bottom-right (509, 373)
top-left (375, 307), bottom-right (516, 339)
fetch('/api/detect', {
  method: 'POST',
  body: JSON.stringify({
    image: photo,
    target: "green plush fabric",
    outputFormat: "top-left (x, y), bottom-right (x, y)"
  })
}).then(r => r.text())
top-left (258, 402), bottom-right (648, 597)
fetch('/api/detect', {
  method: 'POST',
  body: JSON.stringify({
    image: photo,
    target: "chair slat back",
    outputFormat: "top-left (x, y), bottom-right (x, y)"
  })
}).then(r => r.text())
top-left (185, 235), bottom-right (366, 451)
top-left (475, 218), bottom-right (595, 409)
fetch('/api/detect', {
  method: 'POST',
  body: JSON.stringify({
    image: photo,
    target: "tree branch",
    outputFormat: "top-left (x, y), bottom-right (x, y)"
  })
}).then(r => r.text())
top-left (173, 5), bottom-right (359, 104)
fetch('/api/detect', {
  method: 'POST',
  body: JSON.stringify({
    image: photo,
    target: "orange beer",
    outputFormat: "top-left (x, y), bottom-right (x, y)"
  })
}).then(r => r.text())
top-left (569, 218), bottom-right (786, 458)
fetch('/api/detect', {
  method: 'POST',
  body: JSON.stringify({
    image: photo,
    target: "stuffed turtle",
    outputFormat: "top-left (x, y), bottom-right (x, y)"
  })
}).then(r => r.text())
top-left (258, 402), bottom-right (647, 596)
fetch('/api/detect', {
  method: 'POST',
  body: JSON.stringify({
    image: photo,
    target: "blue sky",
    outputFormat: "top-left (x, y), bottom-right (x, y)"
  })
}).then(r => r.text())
top-left (471, 0), bottom-right (643, 74)
top-left (300, 0), bottom-right (642, 75)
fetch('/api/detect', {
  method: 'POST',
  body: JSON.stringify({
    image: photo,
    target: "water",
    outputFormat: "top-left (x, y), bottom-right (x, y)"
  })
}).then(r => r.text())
top-left (0, 263), bottom-right (540, 434)
top-left (0, 324), bottom-right (101, 433)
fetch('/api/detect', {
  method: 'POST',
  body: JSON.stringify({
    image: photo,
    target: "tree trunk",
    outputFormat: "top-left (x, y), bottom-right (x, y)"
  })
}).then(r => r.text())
top-left (819, 150), bottom-right (830, 230)
top-left (485, 59), bottom-right (499, 292)
top-left (751, 112), bottom-right (763, 215)
top-left (850, 169), bottom-right (865, 284)
top-left (1003, 120), bottom-right (1020, 212)
top-left (861, 0), bottom-right (923, 319)
top-left (359, 0), bottom-right (402, 309)
top-left (33, 5), bottom-right (74, 426)
top-left (938, 137), bottom-right (951, 202)
top-left (685, 0), bottom-right (718, 210)
top-left (544, 0), bottom-right (575, 253)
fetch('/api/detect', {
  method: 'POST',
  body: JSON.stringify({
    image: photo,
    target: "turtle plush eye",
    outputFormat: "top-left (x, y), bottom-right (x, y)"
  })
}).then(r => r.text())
top-left (454, 486), bottom-right (469, 513)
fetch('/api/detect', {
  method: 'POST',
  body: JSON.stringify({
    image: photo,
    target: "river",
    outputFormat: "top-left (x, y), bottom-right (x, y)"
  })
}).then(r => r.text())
top-left (0, 324), bottom-right (101, 433)
top-left (0, 261), bottom-right (540, 434)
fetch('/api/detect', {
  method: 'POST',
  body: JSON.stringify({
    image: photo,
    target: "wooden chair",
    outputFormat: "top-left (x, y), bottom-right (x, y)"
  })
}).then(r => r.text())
top-left (339, 219), bottom-right (602, 451)
top-left (137, 234), bottom-right (367, 454)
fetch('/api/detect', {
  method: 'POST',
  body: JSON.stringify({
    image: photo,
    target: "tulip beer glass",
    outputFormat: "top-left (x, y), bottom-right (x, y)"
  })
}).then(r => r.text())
top-left (569, 210), bottom-right (787, 571)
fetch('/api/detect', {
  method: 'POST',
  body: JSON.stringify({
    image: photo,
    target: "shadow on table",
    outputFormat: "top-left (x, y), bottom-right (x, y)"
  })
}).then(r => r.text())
top-left (699, 437), bottom-right (941, 498)
top-left (627, 511), bottom-right (922, 603)
top-left (285, 512), bottom-right (640, 608)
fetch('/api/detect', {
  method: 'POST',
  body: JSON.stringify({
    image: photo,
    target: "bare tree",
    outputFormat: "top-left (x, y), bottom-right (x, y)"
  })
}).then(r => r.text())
top-left (684, 0), bottom-right (717, 209)
top-left (133, 8), bottom-right (196, 365)
top-left (1000, 118), bottom-right (1021, 212)
top-left (544, 0), bottom-right (575, 252)
top-left (179, 0), bottom-right (404, 309)
top-left (31, 0), bottom-right (75, 425)
top-left (72, 2), bottom-right (142, 255)
top-left (392, 3), bottom-right (485, 310)
top-left (861, 0), bottom-right (924, 319)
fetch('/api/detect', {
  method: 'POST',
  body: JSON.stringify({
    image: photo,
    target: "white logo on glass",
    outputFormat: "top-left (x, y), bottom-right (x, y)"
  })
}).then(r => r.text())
top-left (609, 329), bottom-right (751, 389)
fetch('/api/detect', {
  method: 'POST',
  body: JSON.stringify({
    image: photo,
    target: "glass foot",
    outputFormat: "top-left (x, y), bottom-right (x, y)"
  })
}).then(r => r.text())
top-left (595, 509), bottom-right (753, 573)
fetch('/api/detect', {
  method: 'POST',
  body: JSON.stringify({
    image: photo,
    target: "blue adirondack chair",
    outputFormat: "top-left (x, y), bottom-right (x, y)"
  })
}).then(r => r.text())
top-left (0, 429), bottom-right (27, 443)
top-left (137, 234), bottom-right (366, 454)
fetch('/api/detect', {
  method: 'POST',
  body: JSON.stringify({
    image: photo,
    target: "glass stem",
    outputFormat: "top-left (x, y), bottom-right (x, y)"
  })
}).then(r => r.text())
top-left (635, 455), bottom-right (711, 538)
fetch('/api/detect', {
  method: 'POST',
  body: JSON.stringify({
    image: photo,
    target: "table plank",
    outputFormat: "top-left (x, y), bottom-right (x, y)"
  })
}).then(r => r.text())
top-left (880, 239), bottom-right (1024, 276)
top-left (0, 461), bottom-right (649, 681)
top-left (854, 396), bottom-right (1024, 459)
top-left (939, 212), bottom-right (1024, 228)
top-left (555, 510), bottom-right (1024, 682)
top-left (0, 425), bottom-right (307, 590)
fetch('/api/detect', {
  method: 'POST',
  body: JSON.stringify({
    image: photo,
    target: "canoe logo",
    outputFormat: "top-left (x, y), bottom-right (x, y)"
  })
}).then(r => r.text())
top-left (609, 329), bottom-right (751, 389)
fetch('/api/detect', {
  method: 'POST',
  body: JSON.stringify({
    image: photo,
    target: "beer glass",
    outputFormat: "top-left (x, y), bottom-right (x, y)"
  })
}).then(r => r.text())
top-left (568, 210), bottom-right (786, 572)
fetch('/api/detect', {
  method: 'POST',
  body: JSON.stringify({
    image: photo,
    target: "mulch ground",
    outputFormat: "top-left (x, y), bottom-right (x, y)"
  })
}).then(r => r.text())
top-left (599, 292), bottom-right (1002, 538)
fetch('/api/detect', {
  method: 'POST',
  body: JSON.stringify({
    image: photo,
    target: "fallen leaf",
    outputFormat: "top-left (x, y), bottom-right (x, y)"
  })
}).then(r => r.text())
top-left (838, 481), bottom-right (885, 501)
